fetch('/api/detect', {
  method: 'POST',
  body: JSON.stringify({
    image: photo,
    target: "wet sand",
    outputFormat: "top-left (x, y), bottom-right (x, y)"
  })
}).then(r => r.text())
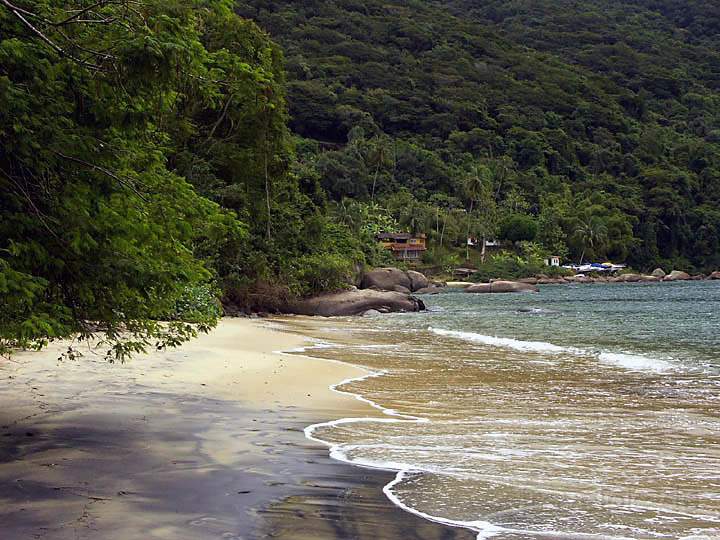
top-left (0, 318), bottom-right (473, 540)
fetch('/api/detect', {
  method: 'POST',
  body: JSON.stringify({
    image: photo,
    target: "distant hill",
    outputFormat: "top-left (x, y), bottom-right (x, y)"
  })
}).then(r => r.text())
top-left (236, 0), bottom-right (720, 271)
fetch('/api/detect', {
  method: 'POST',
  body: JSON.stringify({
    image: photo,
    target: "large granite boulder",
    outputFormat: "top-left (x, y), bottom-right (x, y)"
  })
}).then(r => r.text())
top-left (407, 270), bottom-right (429, 291)
top-left (286, 289), bottom-right (425, 317)
top-left (664, 270), bottom-right (691, 282)
top-left (709, 271), bottom-right (720, 280)
top-left (360, 267), bottom-right (431, 292)
top-left (618, 273), bottom-right (642, 282)
top-left (537, 278), bottom-right (564, 284)
top-left (466, 280), bottom-right (539, 294)
top-left (360, 267), bottom-right (412, 291)
top-left (651, 268), bottom-right (666, 278)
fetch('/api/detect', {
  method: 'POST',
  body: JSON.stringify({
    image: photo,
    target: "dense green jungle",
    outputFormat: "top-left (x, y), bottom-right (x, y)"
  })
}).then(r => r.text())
top-left (2, 0), bottom-right (719, 355)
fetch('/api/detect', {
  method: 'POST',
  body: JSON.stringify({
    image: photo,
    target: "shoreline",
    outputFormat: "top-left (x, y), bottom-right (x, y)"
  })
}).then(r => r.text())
top-left (277, 317), bottom-right (500, 540)
top-left (0, 318), bottom-right (473, 540)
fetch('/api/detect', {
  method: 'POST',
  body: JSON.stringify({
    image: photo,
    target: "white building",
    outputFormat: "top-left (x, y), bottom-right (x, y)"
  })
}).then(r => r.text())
top-left (546, 255), bottom-right (561, 267)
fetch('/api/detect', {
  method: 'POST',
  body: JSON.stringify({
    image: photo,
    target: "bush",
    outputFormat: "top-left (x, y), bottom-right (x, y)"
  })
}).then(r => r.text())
top-left (471, 252), bottom-right (545, 282)
top-left (499, 214), bottom-right (538, 243)
top-left (165, 284), bottom-right (222, 323)
top-left (288, 253), bottom-right (354, 297)
top-left (422, 245), bottom-right (462, 270)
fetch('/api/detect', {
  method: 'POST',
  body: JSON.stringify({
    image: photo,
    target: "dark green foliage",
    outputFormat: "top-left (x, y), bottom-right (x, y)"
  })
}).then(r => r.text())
top-left (236, 0), bottom-right (720, 271)
top-left (500, 215), bottom-right (539, 243)
top-left (0, 0), bottom-right (250, 359)
top-left (0, 0), bottom-right (363, 358)
top-left (288, 253), bottom-right (353, 297)
top-left (470, 250), bottom-right (572, 282)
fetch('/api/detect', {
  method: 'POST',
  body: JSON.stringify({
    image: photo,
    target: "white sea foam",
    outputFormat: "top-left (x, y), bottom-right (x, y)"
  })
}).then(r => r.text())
top-left (429, 327), bottom-right (675, 374)
top-left (597, 352), bottom-right (673, 373)
top-left (295, 348), bottom-right (641, 540)
top-left (281, 331), bottom-right (676, 540)
top-left (430, 327), bottom-right (574, 354)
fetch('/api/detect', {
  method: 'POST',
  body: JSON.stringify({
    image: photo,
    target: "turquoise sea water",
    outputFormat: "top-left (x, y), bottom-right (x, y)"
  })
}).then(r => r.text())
top-left (303, 282), bottom-right (720, 539)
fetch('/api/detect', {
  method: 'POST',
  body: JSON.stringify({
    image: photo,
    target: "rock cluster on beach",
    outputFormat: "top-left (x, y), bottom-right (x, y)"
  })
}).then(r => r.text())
top-left (465, 281), bottom-right (539, 294)
top-left (359, 267), bottom-right (435, 293)
top-left (279, 265), bottom-right (719, 317)
top-left (286, 288), bottom-right (425, 317)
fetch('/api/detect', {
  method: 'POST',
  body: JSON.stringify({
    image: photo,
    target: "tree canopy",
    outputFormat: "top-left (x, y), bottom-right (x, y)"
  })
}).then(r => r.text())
top-left (0, 0), bottom-right (369, 358)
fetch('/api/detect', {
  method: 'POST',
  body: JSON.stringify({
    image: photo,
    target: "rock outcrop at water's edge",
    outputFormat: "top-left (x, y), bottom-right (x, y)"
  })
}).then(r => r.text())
top-left (407, 270), bottom-right (430, 291)
top-left (360, 267), bottom-right (412, 291)
top-left (709, 271), bottom-right (720, 280)
top-left (664, 270), bottom-right (691, 282)
top-left (465, 281), bottom-right (539, 294)
top-left (285, 289), bottom-right (425, 317)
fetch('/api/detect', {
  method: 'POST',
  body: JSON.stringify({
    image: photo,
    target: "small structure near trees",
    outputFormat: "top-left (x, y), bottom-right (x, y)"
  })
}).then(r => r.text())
top-left (546, 255), bottom-right (561, 267)
top-left (377, 232), bottom-right (427, 261)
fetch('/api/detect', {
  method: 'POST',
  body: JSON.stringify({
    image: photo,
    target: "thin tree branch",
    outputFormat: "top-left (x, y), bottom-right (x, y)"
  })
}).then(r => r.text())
top-left (53, 151), bottom-right (149, 203)
top-left (52, 0), bottom-right (118, 26)
top-left (0, 0), bottom-right (64, 55)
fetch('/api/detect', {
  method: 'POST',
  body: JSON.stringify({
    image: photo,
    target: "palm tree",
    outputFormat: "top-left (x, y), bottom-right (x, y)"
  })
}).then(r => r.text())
top-left (369, 136), bottom-right (388, 200)
top-left (463, 166), bottom-right (490, 260)
top-left (574, 216), bottom-right (608, 265)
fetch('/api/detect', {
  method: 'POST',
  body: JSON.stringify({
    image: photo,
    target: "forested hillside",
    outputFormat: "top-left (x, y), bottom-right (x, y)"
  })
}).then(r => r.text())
top-left (2, 0), bottom-right (719, 357)
top-left (237, 0), bottom-right (720, 271)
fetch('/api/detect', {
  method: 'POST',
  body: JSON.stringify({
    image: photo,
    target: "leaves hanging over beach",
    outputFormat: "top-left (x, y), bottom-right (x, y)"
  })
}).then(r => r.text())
top-left (0, 0), bottom-right (309, 358)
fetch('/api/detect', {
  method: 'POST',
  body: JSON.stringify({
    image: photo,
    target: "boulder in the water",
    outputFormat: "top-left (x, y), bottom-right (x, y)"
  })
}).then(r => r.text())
top-left (651, 268), bottom-right (666, 278)
top-left (407, 270), bottom-right (429, 291)
top-left (466, 280), bottom-right (539, 294)
top-left (360, 267), bottom-right (412, 291)
top-left (360, 267), bottom-right (431, 292)
top-left (664, 270), bottom-right (691, 282)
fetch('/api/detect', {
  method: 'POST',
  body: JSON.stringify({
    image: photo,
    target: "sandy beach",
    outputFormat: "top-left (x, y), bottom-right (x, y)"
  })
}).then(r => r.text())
top-left (0, 318), bottom-right (473, 540)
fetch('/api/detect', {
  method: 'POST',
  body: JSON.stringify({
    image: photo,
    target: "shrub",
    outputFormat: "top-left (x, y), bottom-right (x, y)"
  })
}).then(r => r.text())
top-left (499, 214), bottom-right (538, 243)
top-left (165, 284), bottom-right (222, 323)
top-left (289, 253), bottom-right (354, 297)
top-left (471, 252), bottom-right (544, 282)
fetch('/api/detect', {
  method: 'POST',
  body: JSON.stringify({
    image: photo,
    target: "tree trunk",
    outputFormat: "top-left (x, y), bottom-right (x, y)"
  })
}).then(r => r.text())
top-left (371, 160), bottom-right (381, 200)
top-left (465, 199), bottom-right (474, 261)
top-left (264, 135), bottom-right (271, 242)
top-left (481, 234), bottom-right (487, 263)
top-left (440, 215), bottom-right (447, 247)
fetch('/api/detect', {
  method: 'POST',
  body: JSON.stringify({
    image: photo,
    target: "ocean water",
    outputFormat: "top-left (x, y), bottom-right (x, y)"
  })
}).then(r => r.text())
top-left (296, 282), bottom-right (720, 539)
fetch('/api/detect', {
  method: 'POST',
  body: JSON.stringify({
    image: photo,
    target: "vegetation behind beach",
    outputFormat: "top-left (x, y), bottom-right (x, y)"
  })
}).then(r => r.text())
top-left (2, 0), bottom-right (720, 355)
